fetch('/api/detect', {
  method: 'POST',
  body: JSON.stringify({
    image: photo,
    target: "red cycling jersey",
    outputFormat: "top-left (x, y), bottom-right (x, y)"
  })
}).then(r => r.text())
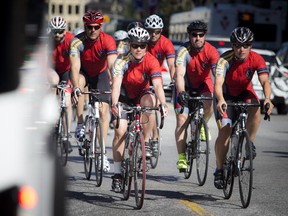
top-left (216, 50), bottom-right (268, 97)
top-left (70, 32), bottom-right (117, 77)
top-left (147, 35), bottom-right (175, 67)
top-left (112, 52), bottom-right (162, 99)
top-left (175, 41), bottom-right (219, 93)
top-left (51, 31), bottom-right (74, 75)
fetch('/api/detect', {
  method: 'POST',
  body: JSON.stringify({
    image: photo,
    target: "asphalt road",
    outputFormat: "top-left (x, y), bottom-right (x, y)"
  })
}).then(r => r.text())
top-left (64, 103), bottom-right (288, 216)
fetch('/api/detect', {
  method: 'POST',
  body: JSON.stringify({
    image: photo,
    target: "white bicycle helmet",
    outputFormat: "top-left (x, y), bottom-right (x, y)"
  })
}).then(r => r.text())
top-left (144, 14), bottom-right (164, 29)
top-left (128, 27), bottom-right (150, 43)
top-left (49, 16), bottom-right (67, 30)
top-left (113, 30), bottom-right (129, 41)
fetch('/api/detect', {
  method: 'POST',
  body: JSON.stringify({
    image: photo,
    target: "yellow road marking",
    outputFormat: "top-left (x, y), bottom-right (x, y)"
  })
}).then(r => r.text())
top-left (180, 200), bottom-right (214, 216)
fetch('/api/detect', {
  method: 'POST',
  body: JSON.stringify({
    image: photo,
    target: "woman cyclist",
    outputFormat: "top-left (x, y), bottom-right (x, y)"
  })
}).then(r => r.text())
top-left (110, 27), bottom-right (169, 192)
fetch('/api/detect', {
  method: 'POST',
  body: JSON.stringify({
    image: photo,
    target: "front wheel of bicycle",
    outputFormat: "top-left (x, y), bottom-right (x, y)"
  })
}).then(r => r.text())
top-left (238, 131), bottom-right (253, 208)
top-left (133, 132), bottom-right (146, 209)
top-left (223, 157), bottom-right (234, 199)
top-left (122, 142), bottom-right (132, 200)
top-left (56, 108), bottom-right (68, 166)
top-left (184, 141), bottom-right (194, 179)
top-left (196, 118), bottom-right (209, 186)
top-left (83, 115), bottom-right (92, 180)
top-left (94, 120), bottom-right (103, 187)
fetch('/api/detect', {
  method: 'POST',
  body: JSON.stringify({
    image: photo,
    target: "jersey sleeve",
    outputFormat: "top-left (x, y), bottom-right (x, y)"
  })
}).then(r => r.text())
top-left (163, 37), bottom-right (176, 59)
top-left (253, 53), bottom-right (269, 76)
top-left (175, 46), bottom-right (190, 67)
top-left (103, 34), bottom-right (118, 55)
top-left (69, 36), bottom-right (83, 58)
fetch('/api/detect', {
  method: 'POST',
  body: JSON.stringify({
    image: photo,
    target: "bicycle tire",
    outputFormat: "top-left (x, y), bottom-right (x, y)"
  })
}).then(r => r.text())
top-left (223, 156), bottom-right (234, 199)
top-left (83, 115), bottom-right (92, 180)
top-left (94, 120), bottom-right (103, 187)
top-left (133, 132), bottom-right (146, 209)
top-left (184, 118), bottom-right (195, 179)
top-left (196, 118), bottom-right (209, 186)
top-left (150, 110), bottom-right (161, 169)
top-left (238, 131), bottom-right (253, 208)
top-left (57, 109), bottom-right (68, 166)
top-left (122, 137), bottom-right (132, 200)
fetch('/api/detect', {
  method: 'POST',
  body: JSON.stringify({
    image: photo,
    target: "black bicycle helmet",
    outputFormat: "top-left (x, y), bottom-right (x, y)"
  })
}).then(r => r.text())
top-left (230, 27), bottom-right (254, 44)
top-left (127, 21), bottom-right (143, 31)
top-left (187, 20), bottom-right (207, 34)
top-left (128, 27), bottom-right (150, 43)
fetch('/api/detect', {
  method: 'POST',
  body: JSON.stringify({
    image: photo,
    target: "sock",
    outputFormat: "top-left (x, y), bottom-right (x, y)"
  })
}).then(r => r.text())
top-left (114, 161), bottom-right (121, 174)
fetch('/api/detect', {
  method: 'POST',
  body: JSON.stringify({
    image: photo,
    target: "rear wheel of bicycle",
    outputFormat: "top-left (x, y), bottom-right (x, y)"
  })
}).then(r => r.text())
top-left (196, 118), bottom-right (209, 186)
top-left (150, 110), bottom-right (161, 169)
top-left (133, 132), bottom-right (146, 209)
top-left (122, 141), bottom-right (132, 200)
top-left (94, 120), bottom-right (103, 187)
top-left (238, 131), bottom-right (253, 208)
top-left (56, 109), bottom-right (68, 166)
top-left (83, 116), bottom-right (92, 180)
top-left (223, 157), bottom-right (234, 199)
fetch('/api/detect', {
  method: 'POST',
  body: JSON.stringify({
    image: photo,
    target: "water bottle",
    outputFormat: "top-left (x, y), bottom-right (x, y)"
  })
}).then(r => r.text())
top-left (191, 120), bottom-right (196, 140)
top-left (221, 111), bottom-right (232, 126)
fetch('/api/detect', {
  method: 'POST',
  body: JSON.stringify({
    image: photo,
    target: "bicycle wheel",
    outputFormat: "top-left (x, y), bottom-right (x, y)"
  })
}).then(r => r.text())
top-left (56, 109), bottom-right (68, 166)
top-left (122, 138), bottom-right (132, 200)
top-left (223, 157), bottom-right (234, 199)
top-left (94, 120), bottom-right (103, 187)
top-left (238, 131), bottom-right (253, 208)
top-left (184, 141), bottom-right (194, 179)
top-left (196, 118), bottom-right (209, 186)
top-left (133, 132), bottom-right (146, 209)
top-left (150, 110), bottom-right (161, 169)
top-left (83, 115), bottom-right (92, 180)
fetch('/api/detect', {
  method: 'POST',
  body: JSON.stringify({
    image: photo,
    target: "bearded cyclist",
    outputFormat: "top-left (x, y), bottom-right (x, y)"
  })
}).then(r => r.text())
top-left (47, 16), bottom-right (74, 153)
top-left (174, 20), bottom-right (219, 172)
top-left (144, 14), bottom-right (176, 154)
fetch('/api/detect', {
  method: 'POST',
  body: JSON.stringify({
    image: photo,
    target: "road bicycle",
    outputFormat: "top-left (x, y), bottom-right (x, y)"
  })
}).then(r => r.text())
top-left (116, 103), bottom-right (164, 209)
top-left (79, 89), bottom-right (111, 187)
top-left (222, 102), bottom-right (270, 208)
top-left (180, 94), bottom-right (213, 186)
top-left (52, 81), bottom-right (72, 166)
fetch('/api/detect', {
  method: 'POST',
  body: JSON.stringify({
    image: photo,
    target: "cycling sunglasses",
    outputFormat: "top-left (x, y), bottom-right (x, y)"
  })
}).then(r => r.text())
top-left (52, 29), bottom-right (65, 35)
top-left (190, 33), bottom-right (205, 38)
top-left (86, 25), bottom-right (101, 30)
top-left (147, 29), bottom-right (162, 35)
top-left (233, 43), bottom-right (252, 49)
top-left (131, 43), bottom-right (147, 49)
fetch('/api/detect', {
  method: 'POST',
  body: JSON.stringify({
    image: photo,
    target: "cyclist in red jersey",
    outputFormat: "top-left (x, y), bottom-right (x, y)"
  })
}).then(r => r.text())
top-left (70, 11), bottom-right (118, 172)
top-left (174, 20), bottom-right (219, 172)
top-left (144, 14), bottom-right (176, 153)
top-left (110, 27), bottom-right (169, 192)
top-left (213, 27), bottom-right (274, 189)
top-left (47, 16), bottom-right (74, 153)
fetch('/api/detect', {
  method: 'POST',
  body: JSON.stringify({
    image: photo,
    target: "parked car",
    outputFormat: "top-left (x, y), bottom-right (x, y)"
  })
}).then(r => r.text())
top-left (217, 47), bottom-right (288, 114)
